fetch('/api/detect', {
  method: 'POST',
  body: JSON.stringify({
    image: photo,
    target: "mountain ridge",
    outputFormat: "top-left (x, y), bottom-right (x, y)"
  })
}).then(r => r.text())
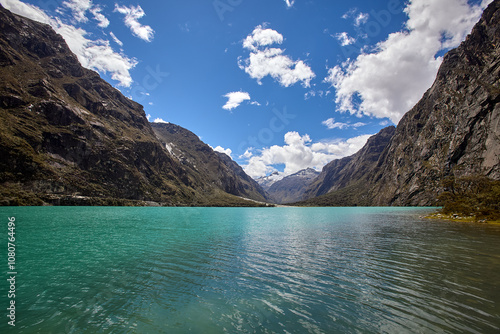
top-left (264, 168), bottom-right (320, 204)
top-left (1, 1), bottom-right (499, 207)
top-left (0, 5), bottom-right (270, 206)
top-left (299, 0), bottom-right (500, 207)
top-left (151, 122), bottom-right (269, 203)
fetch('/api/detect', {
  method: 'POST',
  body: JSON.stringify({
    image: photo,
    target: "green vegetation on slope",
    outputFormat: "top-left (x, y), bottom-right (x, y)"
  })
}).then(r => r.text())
top-left (437, 175), bottom-right (500, 221)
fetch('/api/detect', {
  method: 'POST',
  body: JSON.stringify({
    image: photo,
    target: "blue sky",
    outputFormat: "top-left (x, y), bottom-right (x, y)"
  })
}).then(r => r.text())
top-left (1, 0), bottom-right (492, 178)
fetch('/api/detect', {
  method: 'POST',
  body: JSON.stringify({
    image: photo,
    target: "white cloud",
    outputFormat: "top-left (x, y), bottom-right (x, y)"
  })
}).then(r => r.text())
top-left (335, 32), bottom-right (356, 46)
top-left (222, 91), bottom-right (251, 111)
top-left (240, 148), bottom-right (253, 159)
top-left (153, 118), bottom-right (168, 123)
top-left (322, 118), bottom-right (366, 130)
top-left (342, 8), bottom-right (369, 27)
top-left (353, 122), bottom-right (367, 128)
top-left (326, 0), bottom-right (493, 124)
top-left (239, 25), bottom-right (315, 88)
top-left (0, 0), bottom-right (52, 24)
top-left (243, 25), bottom-right (283, 51)
top-left (62, 0), bottom-right (109, 28)
top-left (0, 0), bottom-right (136, 87)
top-left (284, 0), bottom-right (295, 8)
top-left (90, 6), bottom-right (109, 28)
top-left (304, 90), bottom-right (315, 100)
top-left (146, 114), bottom-right (151, 121)
top-left (56, 23), bottom-right (137, 86)
top-left (243, 131), bottom-right (371, 178)
top-left (114, 4), bottom-right (154, 42)
top-left (342, 8), bottom-right (357, 20)
top-left (354, 12), bottom-right (369, 26)
top-left (109, 31), bottom-right (123, 46)
top-left (62, 0), bottom-right (91, 23)
top-left (213, 146), bottom-right (233, 158)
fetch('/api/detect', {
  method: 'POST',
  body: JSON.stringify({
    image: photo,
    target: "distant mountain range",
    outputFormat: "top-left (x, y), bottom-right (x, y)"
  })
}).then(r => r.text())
top-left (257, 168), bottom-right (319, 204)
top-left (1, 0), bottom-right (499, 207)
top-left (256, 171), bottom-right (284, 190)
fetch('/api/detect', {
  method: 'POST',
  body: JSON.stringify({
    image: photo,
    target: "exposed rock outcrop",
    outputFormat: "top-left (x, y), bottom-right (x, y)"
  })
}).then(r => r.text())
top-left (151, 123), bottom-right (269, 203)
top-left (369, 0), bottom-right (500, 205)
top-left (265, 168), bottom-right (320, 204)
top-left (0, 5), bottom-right (268, 206)
top-left (300, 0), bottom-right (500, 207)
top-left (301, 127), bottom-right (396, 206)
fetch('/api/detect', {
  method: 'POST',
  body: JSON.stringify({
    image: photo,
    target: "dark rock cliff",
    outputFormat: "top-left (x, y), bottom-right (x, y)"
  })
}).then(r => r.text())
top-left (300, 0), bottom-right (500, 207)
top-left (370, 0), bottom-right (500, 206)
top-left (0, 5), bottom-right (268, 206)
top-left (301, 127), bottom-right (396, 206)
top-left (151, 123), bottom-right (269, 203)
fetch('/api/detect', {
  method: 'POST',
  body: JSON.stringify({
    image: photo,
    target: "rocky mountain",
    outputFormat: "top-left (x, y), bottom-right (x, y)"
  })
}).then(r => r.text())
top-left (266, 168), bottom-right (319, 204)
top-left (302, 127), bottom-right (396, 206)
top-left (300, 0), bottom-right (500, 207)
top-left (0, 5), bottom-right (269, 206)
top-left (255, 172), bottom-right (285, 191)
top-left (369, 0), bottom-right (500, 206)
top-left (256, 171), bottom-right (285, 191)
top-left (151, 122), bottom-right (268, 203)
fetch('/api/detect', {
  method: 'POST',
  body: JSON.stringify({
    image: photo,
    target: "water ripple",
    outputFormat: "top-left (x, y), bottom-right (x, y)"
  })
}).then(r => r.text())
top-left (2, 207), bottom-right (500, 333)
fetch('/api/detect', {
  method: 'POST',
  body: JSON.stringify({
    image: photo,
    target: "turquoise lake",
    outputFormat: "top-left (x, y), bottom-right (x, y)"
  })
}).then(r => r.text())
top-left (1, 207), bottom-right (500, 333)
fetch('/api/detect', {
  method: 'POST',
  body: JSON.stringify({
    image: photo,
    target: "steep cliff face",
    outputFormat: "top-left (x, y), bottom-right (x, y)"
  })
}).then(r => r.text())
top-left (266, 168), bottom-right (319, 204)
top-left (370, 0), bottom-right (500, 206)
top-left (0, 5), bottom-right (267, 206)
top-left (301, 127), bottom-right (395, 206)
top-left (301, 0), bottom-right (500, 207)
top-left (151, 123), bottom-right (269, 203)
top-left (0, 5), bottom-right (196, 205)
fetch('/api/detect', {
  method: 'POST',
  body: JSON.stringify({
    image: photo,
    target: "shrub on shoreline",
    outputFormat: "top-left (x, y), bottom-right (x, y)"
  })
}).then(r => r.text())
top-left (437, 175), bottom-right (500, 221)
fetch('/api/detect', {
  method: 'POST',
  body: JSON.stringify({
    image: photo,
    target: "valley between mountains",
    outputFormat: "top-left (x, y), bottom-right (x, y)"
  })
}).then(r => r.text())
top-left (0, 1), bottom-right (499, 210)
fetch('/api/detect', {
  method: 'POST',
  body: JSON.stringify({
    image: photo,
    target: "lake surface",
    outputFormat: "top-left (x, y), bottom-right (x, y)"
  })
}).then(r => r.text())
top-left (1, 207), bottom-right (500, 333)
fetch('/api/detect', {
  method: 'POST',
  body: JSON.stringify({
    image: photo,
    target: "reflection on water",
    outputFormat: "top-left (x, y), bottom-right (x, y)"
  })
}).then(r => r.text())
top-left (1, 207), bottom-right (499, 333)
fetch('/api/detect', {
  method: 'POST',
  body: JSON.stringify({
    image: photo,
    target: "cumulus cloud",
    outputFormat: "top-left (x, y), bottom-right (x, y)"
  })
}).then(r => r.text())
top-left (243, 131), bottom-right (371, 178)
top-left (239, 25), bottom-right (315, 88)
top-left (213, 146), bottom-right (233, 158)
top-left (322, 118), bottom-right (366, 130)
top-left (243, 25), bottom-right (283, 51)
top-left (0, 0), bottom-right (136, 87)
top-left (153, 118), bottom-right (168, 123)
top-left (114, 4), bottom-right (154, 42)
top-left (240, 148), bottom-right (253, 159)
top-left (326, 0), bottom-right (492, 124)
top-left (222, 91), bottom-right (251, 111)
